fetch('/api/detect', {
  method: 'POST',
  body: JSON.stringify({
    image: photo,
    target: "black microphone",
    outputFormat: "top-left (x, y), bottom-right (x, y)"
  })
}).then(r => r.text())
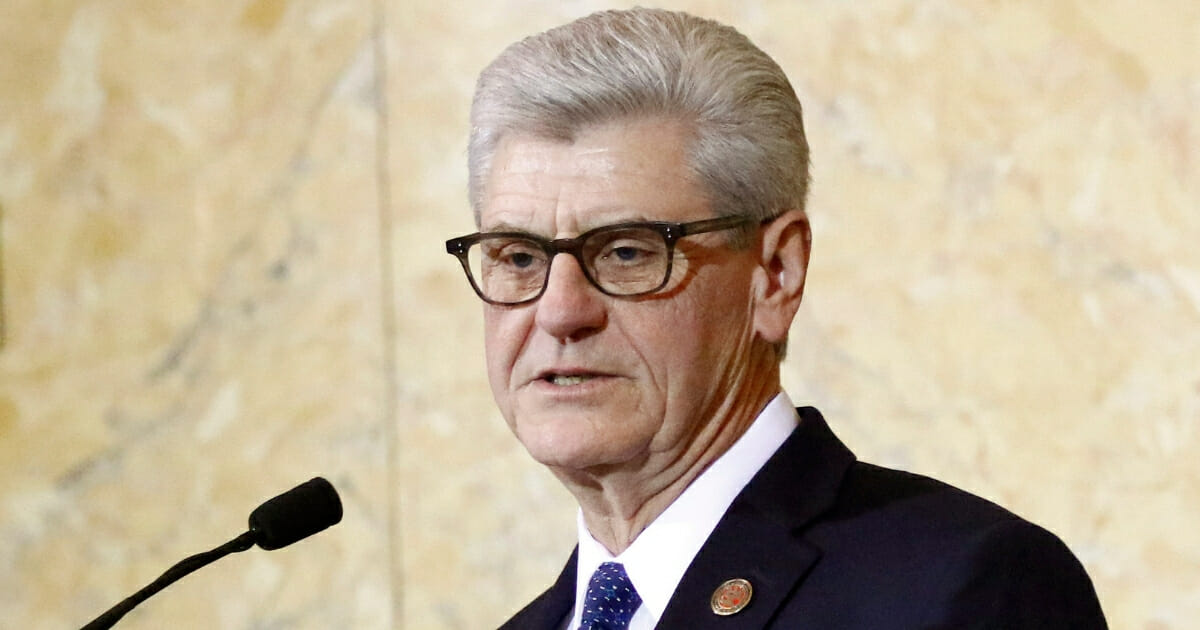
top-left (81, 477), bottom-right (343, 630)
top-left (249, 477), bottom-right (343, 550)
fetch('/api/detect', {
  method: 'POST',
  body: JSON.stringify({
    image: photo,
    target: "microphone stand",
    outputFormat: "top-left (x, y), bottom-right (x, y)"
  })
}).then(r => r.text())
top-left (81, 531), bottom-right (256, 630)
top-left (78, 477), bottom-right (340, 629)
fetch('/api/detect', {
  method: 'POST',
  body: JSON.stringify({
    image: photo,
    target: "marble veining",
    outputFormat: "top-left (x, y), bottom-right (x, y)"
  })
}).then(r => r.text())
top-left (0, 1), bottom-right (1196, 628)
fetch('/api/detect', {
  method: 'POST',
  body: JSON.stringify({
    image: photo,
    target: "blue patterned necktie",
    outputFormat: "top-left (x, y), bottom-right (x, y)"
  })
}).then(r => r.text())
top-left (578, 561), bottom-right (642, 630)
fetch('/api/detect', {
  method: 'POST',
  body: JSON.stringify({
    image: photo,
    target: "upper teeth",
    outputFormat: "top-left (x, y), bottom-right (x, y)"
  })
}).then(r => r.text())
top-left (549, 375), bottom-right (592, 386)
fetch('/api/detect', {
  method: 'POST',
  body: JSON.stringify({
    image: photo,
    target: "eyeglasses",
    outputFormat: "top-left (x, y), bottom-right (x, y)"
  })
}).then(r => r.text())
top-left (445, 216), bottom-right (754, 306)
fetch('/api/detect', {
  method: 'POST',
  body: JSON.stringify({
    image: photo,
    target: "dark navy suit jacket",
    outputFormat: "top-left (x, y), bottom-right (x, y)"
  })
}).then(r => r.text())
top-left (499, 407), bottom-right (1106, 629)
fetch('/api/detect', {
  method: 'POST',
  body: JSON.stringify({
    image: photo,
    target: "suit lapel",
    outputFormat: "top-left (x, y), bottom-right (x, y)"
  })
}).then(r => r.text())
top-left (656, 407), bottom-right (855, 628)
top-left (498, 547), bottom-right (576, 630)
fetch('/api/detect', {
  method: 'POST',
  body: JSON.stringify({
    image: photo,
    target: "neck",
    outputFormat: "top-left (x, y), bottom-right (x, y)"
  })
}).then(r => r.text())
top-left (554, 367), bottom-right (781, 555)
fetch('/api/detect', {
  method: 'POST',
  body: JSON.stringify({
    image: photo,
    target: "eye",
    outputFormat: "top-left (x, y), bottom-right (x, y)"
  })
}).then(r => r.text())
top-left (481, 238), bottom-right (546, 271)
top-left (584, 226), bottom-right (667, 280)
top-left (610, 245), bottom-right (647, 262)
top-left (597, 235), bottom-right (663, 266)
top-left (508, 251), bottom-right (535, 267)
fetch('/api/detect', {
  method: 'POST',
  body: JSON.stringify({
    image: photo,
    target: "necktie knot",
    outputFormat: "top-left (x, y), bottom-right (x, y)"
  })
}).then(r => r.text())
top-left (579, 561), bottom-right (642, 630)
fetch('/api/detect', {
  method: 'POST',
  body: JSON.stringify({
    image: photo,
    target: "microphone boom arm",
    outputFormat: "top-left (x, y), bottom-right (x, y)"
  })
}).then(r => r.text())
top-left (78, 477), bottom-right (341, 629)
top-left (81, 530), bottom-right (256, 630)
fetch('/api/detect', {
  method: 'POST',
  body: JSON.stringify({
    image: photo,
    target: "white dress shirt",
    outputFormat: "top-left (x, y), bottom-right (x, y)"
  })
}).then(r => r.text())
top-left (569, 392), bottom-right (800, 629)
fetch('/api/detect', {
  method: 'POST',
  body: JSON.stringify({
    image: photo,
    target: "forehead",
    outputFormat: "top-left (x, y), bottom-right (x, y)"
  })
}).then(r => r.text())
top-left (480, 117), bottom-right (710, 234)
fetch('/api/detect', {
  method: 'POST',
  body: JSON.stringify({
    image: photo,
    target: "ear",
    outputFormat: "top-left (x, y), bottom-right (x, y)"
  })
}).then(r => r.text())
top-left (752, 210), bottom-right (811, 345)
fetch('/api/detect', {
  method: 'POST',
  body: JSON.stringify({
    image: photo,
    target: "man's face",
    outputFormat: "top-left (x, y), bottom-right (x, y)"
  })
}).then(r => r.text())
top-left (479, 117), bottom-right (766, 475)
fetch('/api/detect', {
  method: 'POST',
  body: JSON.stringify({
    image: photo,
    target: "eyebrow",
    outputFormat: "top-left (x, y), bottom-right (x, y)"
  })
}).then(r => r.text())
top-left (481, 221), bottom-right (540, 235)
top-left (482, 212), bottom-right (657, 237)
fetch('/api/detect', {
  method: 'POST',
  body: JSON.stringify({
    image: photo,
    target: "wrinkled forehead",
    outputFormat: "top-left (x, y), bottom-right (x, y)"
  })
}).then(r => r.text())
top-left (479, 119), bottom-right (711, 237)
top-left (473, 111), bottom-right (704, 214)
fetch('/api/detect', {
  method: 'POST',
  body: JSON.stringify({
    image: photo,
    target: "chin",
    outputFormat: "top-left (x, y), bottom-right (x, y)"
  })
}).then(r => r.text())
top-left (518, 430), bottom-right (604, 470)
top-left (514, 415), bottom-right (639, 472)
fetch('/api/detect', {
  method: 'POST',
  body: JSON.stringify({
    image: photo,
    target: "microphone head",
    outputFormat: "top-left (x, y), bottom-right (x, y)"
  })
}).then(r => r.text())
top-left (248, 477), bottom-right (343, 550)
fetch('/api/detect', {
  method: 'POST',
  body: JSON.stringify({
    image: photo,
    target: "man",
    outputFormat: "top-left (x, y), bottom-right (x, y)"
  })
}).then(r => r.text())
top-left (446, 8), bottom-right (1106, 629)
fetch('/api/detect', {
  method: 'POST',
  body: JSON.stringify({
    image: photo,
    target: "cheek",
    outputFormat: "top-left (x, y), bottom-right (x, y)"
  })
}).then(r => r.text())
top-left (623, 301), bottom-right (712, 388)
top-left (482, 309), bottom-right (524, 392)
top-left (662, 279), bottom-right (754, 374)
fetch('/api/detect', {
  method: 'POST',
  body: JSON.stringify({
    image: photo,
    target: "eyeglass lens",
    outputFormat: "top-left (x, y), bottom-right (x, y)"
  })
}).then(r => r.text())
top-left (466, 226), bottom-right (672, 303)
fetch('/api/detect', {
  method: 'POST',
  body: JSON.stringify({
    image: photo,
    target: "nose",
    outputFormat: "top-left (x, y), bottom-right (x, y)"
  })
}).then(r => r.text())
top-left (534, 253), bottom-right (607, 341)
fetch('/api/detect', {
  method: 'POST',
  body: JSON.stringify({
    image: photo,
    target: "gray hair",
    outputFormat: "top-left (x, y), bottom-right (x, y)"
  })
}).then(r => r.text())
top-left (467, 8), bottom-right (810, 226)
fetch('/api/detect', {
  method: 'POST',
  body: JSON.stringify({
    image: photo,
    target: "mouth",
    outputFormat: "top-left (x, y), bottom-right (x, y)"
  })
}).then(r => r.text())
top-left (534, 370), bottom-right (610, 387)
top-left (543, 374), bottom-right (597, 386)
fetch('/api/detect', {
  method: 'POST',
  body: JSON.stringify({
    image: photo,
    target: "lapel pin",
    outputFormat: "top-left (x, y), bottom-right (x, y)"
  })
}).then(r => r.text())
top-left (710, 578), bottom-right (753, 616)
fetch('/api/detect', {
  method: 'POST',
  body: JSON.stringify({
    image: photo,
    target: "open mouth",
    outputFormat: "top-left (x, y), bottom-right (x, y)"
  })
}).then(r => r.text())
top-left (535, 369), bottom-right (609, 387)
top-left (543, 374), bottom-right (597, 386)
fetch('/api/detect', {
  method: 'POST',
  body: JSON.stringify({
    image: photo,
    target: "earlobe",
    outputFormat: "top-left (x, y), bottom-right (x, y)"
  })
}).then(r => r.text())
top-left (752, 210), bottom-right (811, 344)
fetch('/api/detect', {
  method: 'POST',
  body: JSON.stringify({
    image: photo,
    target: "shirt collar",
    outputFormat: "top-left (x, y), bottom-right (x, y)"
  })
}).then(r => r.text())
top-left (572, 392), bottom-right (800, 626)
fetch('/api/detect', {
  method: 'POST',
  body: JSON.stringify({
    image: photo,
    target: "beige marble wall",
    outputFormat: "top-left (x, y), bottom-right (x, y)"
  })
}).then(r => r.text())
top-left (1, 1), bottom-right (1196, 628)
top-left (1, 0), bottom-right (393, 627)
